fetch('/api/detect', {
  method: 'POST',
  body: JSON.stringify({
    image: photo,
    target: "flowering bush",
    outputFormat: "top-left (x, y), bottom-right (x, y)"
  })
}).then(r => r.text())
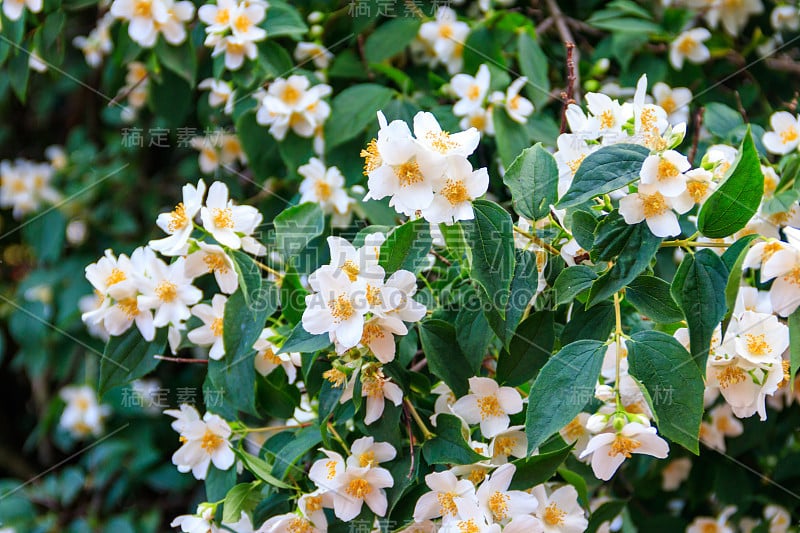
top-left (4, 0), bottom-right (800, 532)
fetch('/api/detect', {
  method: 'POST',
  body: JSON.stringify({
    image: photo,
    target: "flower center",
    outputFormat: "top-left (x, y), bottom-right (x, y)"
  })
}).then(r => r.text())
top-left (718, 365), bottom-right (746, 388)
top-left (360, 139), bottom-right (382, 175)
top-left (610, 435), bottom-right (641, 458)
top-left (361, 322), bottom-right (385, 345)
top-left (328, 294), bottom-right (355, 322)
top-left (215, 8), bottom-right (229, 25)
top-left (314, 179), bottom-right (332, 200)
top-left (781, 126), bottom-right (798, 144)
top-left (488, 491), bottom-right (510, 521)
top-left (544, 502), bottom-right (566, 526)
top-left (358, 450), bottom-right (376, 467)
top-left (325, 460), bottom-right (337, 480)
top-left (345, 478), bottom-right (372, 499)
top-left (467, 84), bottom-right (481, 101)
top-left (437, 491), bottom-right (458, 516)
top-left (441, 179), bottom-right (470, 205)
top-left (282, 85), bottom-right (301, 106)
top-left (762, 241), bottom-right (785, 262)
top-left (438, 23), bottom-right (453, 39)
top-left (305, 495), bottom-right (322, 513)
top-left (639, 107), bottom-right (658, 132)
top-left (477, 394), bottom-right (503, 419)
top-left (133, 0), bottom-right (152, 17)
top-left (660, 96), bottom-right (677, 115)
top-left (365, 284), bottom-right (382, 306)
top-left (212, 207), bottom-right (234, 229)
top-left (494, 436), bottom-right (517, 456)
top-left (362, 377), bottom-right (384, 398)
top-left (155, 281), bottom-right (178, 303)
top-left (118, 297), bottom-right (139, 318)
top-left (599, 109), bottom-right (615, 129)
top-left (203, 253), bottom-right (230, 274)
top-left (168, 202), bottom-right (188, 231)
top-left (323, 368), bottom-right (347, 387)
top-left (781, 266), bottom-right (800, 286)
top-left (341, 259), bottom-right (360, 281)
top-left (261, 347), bottom-right (282, 365)
top-left (567, 154), bottom-right (586, 175)
top-left (395, 160), bottom-right (424, 187)
top-left (677, 36), bottom-right (696, 55)
top-left (562, 416), bottom-right (586, 441)
top-left (469, 113), bottom-right (486, 130)
top-left (227, 42), bottom-right (245, 55)
top-left (210, 317), bottom-right (224, 337)
top-left (106, 268), bottom-right (127, 286)
top-left (467, 467), bottom-right (487, 484)
top-left (426, 130), bottom-right (456, 153)
top-left (287, 517), bottom-right (313, 533)
top-left (200, 429), bottom-right (224, 453)
top-left (233, 14), bottom-right (251, 33)
top-left (657, 158), bottom-right (680, 180)
top-left (744, 333), bottom-right (770, 356)
top-left (457, 519), bottom-right (480, 533)
top-left (687, 181), bottom-right (710, 203)
top-left (641, 191), bottom-right (670, 218)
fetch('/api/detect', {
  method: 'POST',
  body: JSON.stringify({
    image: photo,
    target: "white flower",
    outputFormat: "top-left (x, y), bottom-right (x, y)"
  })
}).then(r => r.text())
top-left (309, 448), bottom-right (346, 492)
top-left (765, 504), bottom-right (792, 533)
top-left (341, 367), bottom-right (403, 424)
top-left (452, 496), bottom-right (502, 533)
top-left (0, 158), bottom-right (60, 219)
top-left (184, 242), bottom-right (238, 294)
top-left (2, 0), bottom-right (41, 20)
top-left (298, 158), bottom-right (354, 220)
top-left (661, 457), bottom-right (692, 491)
top-left (303, 267), bottom-right (369, 349)
top-left (452, 377), bottom-right (524, 438)
top-left (165, 405), bottom-right (235, 479)
top-left (59, 386), bottom-right (110, 438)
top-left (727, 310), bottom-right (789, 366)
top-left (199, 0), bottom-right (267, 70)
top-left (253, 327), bottom-right (301, 383)
top-left (294, 41), bottom-right (334, 69)
top-left (771, 5), bottom-right (800, 31)
top-left (416, 6), bottom-right (470, 74)
top-left (414, 111), bottom-right (480, 160)
top-left (579, 422), bottom-right (669, 481)
top-left (459, 107), bottom-right (495, 136)
top-left (187, 294), bottom-right (228, 360)
top-left (297, 490), bottom-right (332, 531)
top-left (763, 111), bottom-right (800, 155)
top-left (639, 150), bottom-right (691, 196)
top-left (149, 179), bottom-right (206, 256)
top-left (198, 0), bottom-right (236, 34)
top-left (199, 78), bottom-right (234, 114)
top-left (413, 469), bottom-right (477, 523)
top-left (170, 504), bottom-right (219, 533)
top-left (137, 255), bottom-right (202, 328)
top-left (156, 0), bottom-right (195, 45)
top-left (619, 182), bottom-right (693, 237)
top-left (558, 413), bottom-right (592, 459)
top-left (261, 514), bottom-right (321, 533)
top-left (733, 286), bottom-right (773, 316)
top-left (200, 181), bottom-right (261, 249)
top-left (451, 64), bottom-right (491, 116)
top-left (330, 465), bottom-right (394, 521)
top-left (496, 77), bottom-right (534, 124)
top-left (700, 403), bottom-right (743, 452)
top-left (488, 425), bottom-right (527, 464)
top-left (669, 28), bottom-right (711, 70)
top-left (476, 463), bottom-right (539, 524)
top-left (346, 436), bottom-right (397, 468)
top-left (584, 91), bottom-right (628, 136)
top-left (686, 506), bottom-right (736, 533)
top-left (110, 0), bottom-right (166, 47)
top-left (531, 484), bottom-right (588, 533)
top-left (652, 82), bottom-right (692, 125)
top-left (706, 352), bottom-right (784, 421)
top-left (255, 75), bottom-right (332, 140)
top-left (705, 0), bottom-right (763, 36)
top-left (422, 156), bottom-right (489, 225)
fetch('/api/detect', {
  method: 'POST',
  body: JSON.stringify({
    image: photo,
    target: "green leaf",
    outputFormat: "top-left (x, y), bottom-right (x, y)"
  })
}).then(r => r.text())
top-left (234, 110), bottom-right (279, 181)
top-left (486, 249), bottom-right (539, 348)
top-left (22, 209), bottom-right (66, 264)
top-left (365, 18), bottom-right (421, 63)
top-left (625, 275), bottom-right (683, 323)
top-left (379, 218), bottom-right (432, 275)
top-left (561, 301), bottom-right (616, 345)
top-left (280, 322), bottom-right (331, 354)
top-left (262, 1), bottom-right (308, 38)
top-left (703, 103), bottom-right (744, 139)
top-left (419, 320), bottom-right (479, 397)
top-left (423, 413), bottom-right (488, 465)
top-left (222, 483), bottom-right (260, 524)
top-left (99, 328), bottom-right (167, 395)
top-left (552, 265), bottom-right (597, 305)
top-left (274, 203), bottom-right (325, 261)
top-left (325, 84), bottom-right (395, 148)
top-left (589, 17), bottom-right (661, 33)
top-left (493, 107), bottom-right (532, 168)
top-left (156, 36), bottom-right (196, 86)
top-left (238, 451), bottom-right (292, 489)
top-left (279, 264), bottom-right (307, 326)
top-left (267, 426), bottom-right (323, 479)
top-left (508, 445), bottom-right (573, 490)
top-left (455, 289), bottom-right (493, 363)
top-left (571, 210), bottom-right (598, 250)
top-left (466, 200), bottom-right (516, 320)
top-left (503, 143), bottom-right (559, 221)
top-left (671, 249), bottom-right (729, 370)
top-left (517, 31), bottom-right (550, 111)
top-left (205, 464), bottom-right (237, 502)
top-left (627, 330), bottom-right (705, 454)
top-left (497, 311), bottom-right (555, 387)
top-left (148, 69), bottom-right (191, 128)
top-left (587, 500), bottom-right (628, 533)
top-left (588, 213), bottom-right (662, 306)
top-left (558, 144), bottom-right (650, 208)
top-left (525, 340), bottom-right (606, 453)
top-left (8, 49), bottom-right (30, 103)
top-left (789, 309), bottom-right (800, 391)
top-left (697, 128), bottom-right (764, 238)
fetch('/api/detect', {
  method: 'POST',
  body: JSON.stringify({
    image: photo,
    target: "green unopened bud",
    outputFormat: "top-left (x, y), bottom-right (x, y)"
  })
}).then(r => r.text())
top-left (307, 11), bottom-right (324, 23)
top-left (612, 413), bottom-right (627, 432)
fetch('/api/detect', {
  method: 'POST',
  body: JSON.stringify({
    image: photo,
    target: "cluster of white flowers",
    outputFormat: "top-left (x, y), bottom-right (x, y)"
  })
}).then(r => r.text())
top-left (109, 0), bottom-right (194, 48)
top-left (556, 342), bottom-right (670, 482)
top-left (298, 157), bottom-right (354, 228)
top-left (302, 234), bottom-right (426, 361)
top-left (165, 404), bottom-right (235, 480)
top-left (685, 503), bottom-right (793, 533)
top-left (254, 75), bottom-right (332, 154)
top-left (414, 6), bottom-right (469, 75)
top-left (191, 132), bottom-right (247, 174)
top-left (763, 110), bottom-right (800, 156)
top-left (73, 13), bottom-right (115, 68)
top-left (199, 0), bottom-right (268, 71)
top-left (361, 110), bottom-right (488, 224)
top-left (742, 230), bottom-right (800, 316)
top-left (59, 385), bottom-right (109, 439)
top-left (0, 156), bottom-right (61, 219)
top-left (448, 63), bottom-right (534, 135)
top-left (172, 504), bottom-right (258, 533)
top-left (199, 78), bottom-right (235, 115)
top-left (82, 180), bottom-right (265, 357)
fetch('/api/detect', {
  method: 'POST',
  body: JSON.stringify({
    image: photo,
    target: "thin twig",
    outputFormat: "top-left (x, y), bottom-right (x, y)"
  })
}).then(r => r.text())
top-left (513, 225), bottom-right (560, 255)
top-left (545, 0), bottom-right (580, 106)
top-left (154, 355), bottom-right (209, 364)
top-left (689, 105), bottom-right (704, 166)
top-left (410, 357), bottom-right (428, 372)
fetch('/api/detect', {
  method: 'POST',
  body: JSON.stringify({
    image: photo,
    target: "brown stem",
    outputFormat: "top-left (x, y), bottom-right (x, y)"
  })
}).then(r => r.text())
top-left (689, 106), bottom-right (704, 166)
top-left (153, 355), bottom-right (209, 364)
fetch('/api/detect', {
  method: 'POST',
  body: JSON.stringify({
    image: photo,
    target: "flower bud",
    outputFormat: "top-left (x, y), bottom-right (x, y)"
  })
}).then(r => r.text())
top-left (310, 24), bottom-right (323, 38)
top-left (307, 11), bottom-right (324, 23)
top-left (612, 413), bottom-right (627, 432)
top-left (595, 384), bottom-right (615, 402)
top-left (586, 413), bottom-right (608, 433)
